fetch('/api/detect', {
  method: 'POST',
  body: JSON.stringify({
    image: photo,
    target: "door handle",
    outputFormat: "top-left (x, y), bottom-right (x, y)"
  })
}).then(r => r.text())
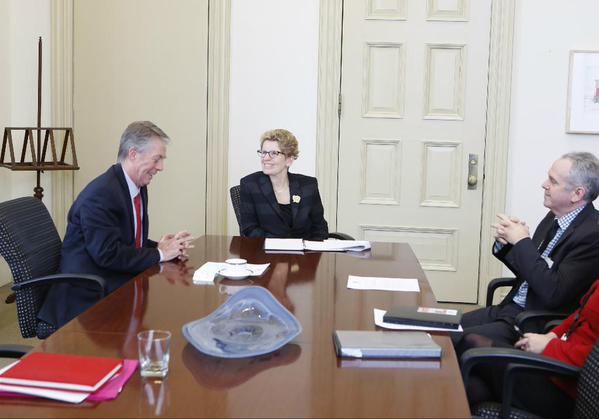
top-left (467, 154), bottom-right (478, 189)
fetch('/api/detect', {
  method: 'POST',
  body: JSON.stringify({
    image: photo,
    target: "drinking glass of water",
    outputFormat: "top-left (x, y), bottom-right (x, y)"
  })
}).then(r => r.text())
top-left (137, 330), bottom-right (171, 378)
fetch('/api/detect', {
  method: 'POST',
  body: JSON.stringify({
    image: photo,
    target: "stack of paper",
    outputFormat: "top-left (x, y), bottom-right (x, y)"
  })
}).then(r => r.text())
top-left (264, 238), bottom-right (371, 253)
top-left (263, 238), bottom-right (304, 252)
top-left (0, 353), bottom-right (130, 403)
top-left (304, 240), bottom-right (371, 252)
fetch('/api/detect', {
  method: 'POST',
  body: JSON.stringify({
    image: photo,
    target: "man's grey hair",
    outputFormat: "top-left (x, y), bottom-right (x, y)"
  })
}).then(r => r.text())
top-left (117, 121), bottom-right (170, 163)
top-left (562, 151), bottom-right (599, 201)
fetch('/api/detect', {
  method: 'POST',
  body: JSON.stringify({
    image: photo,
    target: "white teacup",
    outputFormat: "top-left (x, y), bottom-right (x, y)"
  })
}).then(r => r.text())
top-left (225, 258), bottom-right (248, 272)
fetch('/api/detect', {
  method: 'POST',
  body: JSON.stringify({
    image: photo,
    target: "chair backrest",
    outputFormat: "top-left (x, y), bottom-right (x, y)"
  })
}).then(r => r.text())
top-left (0, 197), bottom-right (61, 338)
top-left (574, 339), bottom-right (599, 418)
top-left (230, 185), bottom-right (242, 231)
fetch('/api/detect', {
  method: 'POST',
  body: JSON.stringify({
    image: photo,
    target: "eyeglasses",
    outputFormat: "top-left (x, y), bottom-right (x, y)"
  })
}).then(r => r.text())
top-left (257, 150), bottom-right (285, 158)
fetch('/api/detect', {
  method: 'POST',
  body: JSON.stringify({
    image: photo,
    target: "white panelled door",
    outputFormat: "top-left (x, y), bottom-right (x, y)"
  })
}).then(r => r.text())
top-left (337, 0), bottom-right (492, 302)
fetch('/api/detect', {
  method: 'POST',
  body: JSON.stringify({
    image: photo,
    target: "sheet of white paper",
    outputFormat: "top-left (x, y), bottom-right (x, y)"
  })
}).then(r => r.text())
top-left (264, 238), bottom-right (304, 251)
top-left (246, 263), bottom-right (270, 276)
top-left (193, 262), bottom-right (271, 284)
top-left (374, 309), bottom-right (463, 332)
top-left (193, 262), bottom-right (222, 284)
top-left (347, 275), bottom-right (420, 292)
top-left (0, 383), bottom-right (90, 403)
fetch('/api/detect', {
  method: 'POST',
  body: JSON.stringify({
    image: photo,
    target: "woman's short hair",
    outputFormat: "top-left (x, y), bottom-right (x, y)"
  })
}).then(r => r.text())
top-left (260, 129), bottom-right (299, 159)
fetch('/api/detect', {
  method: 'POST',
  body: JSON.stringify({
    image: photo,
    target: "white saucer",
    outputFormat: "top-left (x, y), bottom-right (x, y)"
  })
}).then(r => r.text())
top-left (217, 267), bottom-right (253, 280)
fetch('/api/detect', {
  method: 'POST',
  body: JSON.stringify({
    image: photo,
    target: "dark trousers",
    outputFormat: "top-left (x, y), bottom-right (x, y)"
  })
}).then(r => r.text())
top-left (452, 302), bottom-right (524, 358)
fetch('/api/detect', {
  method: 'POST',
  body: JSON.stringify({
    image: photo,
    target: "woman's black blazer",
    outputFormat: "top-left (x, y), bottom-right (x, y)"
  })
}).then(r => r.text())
top-left (239, 171), bottom-right (328, 240)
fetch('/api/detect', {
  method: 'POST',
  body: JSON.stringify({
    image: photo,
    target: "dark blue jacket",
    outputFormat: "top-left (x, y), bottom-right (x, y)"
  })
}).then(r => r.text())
top-left (240, 171), bottom-right (328, 240)
top-left (38, 164), bottom-right (160, 328)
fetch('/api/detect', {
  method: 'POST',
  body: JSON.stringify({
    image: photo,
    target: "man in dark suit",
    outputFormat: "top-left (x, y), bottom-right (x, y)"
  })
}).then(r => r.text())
top-left (38, 121), bottom-right (192, 328)
top-left (240, 129), bottom-right (328, 240)
top-left (454, 152), bottom-right (599, 352)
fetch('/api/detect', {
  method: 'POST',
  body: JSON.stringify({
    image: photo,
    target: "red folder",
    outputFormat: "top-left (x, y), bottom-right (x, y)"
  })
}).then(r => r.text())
top-left (0, 352), bottom-right (122, 392)
top-left (0, 359), bottom-right (138, 404)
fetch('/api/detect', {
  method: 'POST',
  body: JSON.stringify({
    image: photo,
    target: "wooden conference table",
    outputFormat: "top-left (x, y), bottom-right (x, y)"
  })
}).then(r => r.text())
top-left (0, 236), bottom-right (470, 418)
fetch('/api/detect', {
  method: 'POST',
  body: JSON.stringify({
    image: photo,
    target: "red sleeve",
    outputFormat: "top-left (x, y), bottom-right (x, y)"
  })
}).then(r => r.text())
top-left (543, 338), bottom-right (594, 368)
top-left (552, 281), bottom-right (599, 338)
top-left (544, 284), bottom-right (599, 368)
top-left (551, 312), bottom-right (575, 338)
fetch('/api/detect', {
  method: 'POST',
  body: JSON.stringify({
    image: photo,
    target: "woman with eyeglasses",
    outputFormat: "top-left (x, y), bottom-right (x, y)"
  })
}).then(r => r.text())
top-left (239, 129), bottom-right (328, 240)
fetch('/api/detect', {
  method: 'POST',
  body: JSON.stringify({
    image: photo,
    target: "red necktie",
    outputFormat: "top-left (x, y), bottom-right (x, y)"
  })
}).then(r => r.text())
top-left (134, 193), bottom-right (142, 248)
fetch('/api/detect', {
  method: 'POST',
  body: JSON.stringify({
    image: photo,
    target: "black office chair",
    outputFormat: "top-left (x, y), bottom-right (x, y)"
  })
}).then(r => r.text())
top-left (485, 277), bottom-right (568, 333)
top-left (0, 197), bottom-right (106, 339)
top-left (229, 185), bottom-right (355, 240)
top-left (230, 185), bottom-right (242, 230)
top-left (461, 338), bottom-right (599, 419)
top-left (0, 344), bottom-right (32, 358)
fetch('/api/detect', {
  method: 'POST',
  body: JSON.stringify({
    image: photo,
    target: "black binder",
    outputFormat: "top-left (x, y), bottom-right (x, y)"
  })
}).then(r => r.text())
top-left (382, 306), bottom-right (462, 330)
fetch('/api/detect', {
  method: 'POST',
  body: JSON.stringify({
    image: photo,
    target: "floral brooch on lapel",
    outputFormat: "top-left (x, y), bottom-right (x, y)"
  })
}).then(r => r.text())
top-left (292, 195), bottom-right (301, 204)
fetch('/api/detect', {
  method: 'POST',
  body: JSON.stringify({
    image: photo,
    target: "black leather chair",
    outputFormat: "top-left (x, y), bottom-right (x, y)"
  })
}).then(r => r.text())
top-left (485, 277), bottom-right (568, 333)
top-left (0, 344), bottom-right (32, 358)
top-left (461, 338), bottom-right (599, 419)
top-left (0, 197), bottom-right (106, 339)
top-left (230, 185), bottom-right (242, 230)
top-left (229, 185), bottom-right (355, 240)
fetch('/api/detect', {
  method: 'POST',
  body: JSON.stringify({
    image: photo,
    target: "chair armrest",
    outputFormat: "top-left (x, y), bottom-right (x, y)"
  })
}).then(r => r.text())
top-left (462, 347), bottom-right (579, 419)
top-left (515, 310), bottom-right (569, 333)
top-left (0, 344), bottom-right (33, 358)
top-left (500, 360), bottom-right (578, 418)
top-left (461, 347), bottom-right (579, 387)
top-left (12, 273), bottom-right (106, 296)
top-left (544, 319), bottom-right (564, 333)
top-left (328, 232), bottom-right (355, 240)
top-left (486, 277), bottom-right (518, 307)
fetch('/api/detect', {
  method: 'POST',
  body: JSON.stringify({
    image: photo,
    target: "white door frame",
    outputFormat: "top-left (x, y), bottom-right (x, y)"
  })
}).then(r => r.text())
top-left (315, 0), bottom-right (516, 304)
top-left (50, 0), bottom-right (231, 237)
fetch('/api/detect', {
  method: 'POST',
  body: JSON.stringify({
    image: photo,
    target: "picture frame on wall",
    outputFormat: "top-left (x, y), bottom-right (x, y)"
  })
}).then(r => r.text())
top-left (566, 50), bottom-right (599, 134)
